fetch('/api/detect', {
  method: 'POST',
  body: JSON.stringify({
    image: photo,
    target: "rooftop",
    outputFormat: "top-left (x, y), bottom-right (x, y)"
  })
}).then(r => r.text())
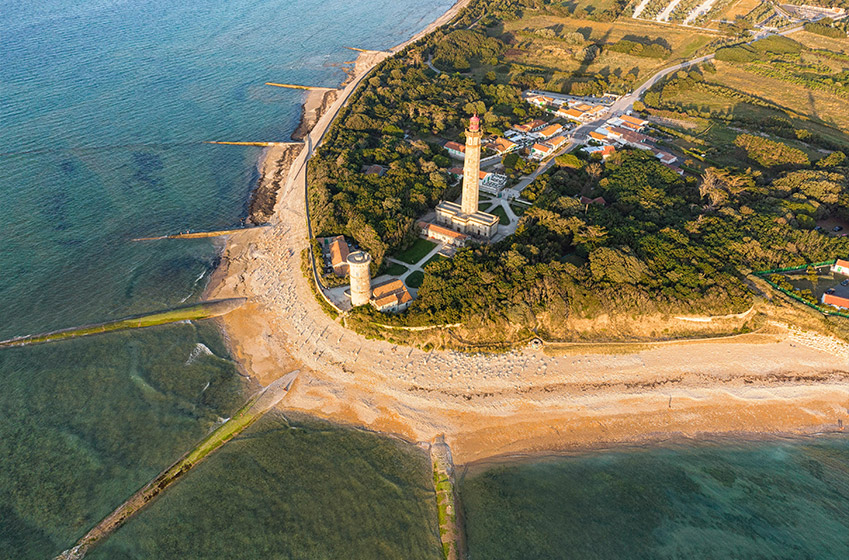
top-left (347, 251), bottom-right (371, 265)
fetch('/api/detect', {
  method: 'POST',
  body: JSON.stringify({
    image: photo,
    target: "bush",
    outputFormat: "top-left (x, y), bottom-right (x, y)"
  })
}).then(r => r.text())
top-left (805, 22), bottom-right (846, 39)
top-left (734, 134), bottom-right (810, 168)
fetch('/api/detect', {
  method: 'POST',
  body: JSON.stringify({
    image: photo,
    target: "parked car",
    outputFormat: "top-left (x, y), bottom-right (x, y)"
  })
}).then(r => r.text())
top-left (834, 226), bottom-right (843, 232)
top-left (814, 226), bottom-right (822, 231)
top-left (841, 280), bottom-right (848, 286)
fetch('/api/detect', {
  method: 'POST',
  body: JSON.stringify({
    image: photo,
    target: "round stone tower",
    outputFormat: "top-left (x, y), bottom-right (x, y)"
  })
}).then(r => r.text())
top-left (347, 251), bottom-right (372, 307)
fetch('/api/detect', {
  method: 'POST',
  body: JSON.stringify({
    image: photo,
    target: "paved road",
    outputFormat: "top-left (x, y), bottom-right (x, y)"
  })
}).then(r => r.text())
top-left (502, 23), bottom-right (808, 199)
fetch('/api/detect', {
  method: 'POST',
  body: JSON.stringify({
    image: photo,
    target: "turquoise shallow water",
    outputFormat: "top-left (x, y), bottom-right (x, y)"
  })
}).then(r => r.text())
top-left (460, 436), bottom-right (849, 560)
top-left (0, 0), bottom-right (451, 557)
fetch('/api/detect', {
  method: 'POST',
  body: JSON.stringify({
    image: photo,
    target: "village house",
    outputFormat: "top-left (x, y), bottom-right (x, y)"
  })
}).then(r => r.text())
top-left (371, 279), bottom-right (414, 313)
top-left (489, 136), bottom-right (518, 155)
top-left (513, 119), bottom-right (548, 133)
top-left (832, 259), bottom-right (849, 275)
top-left (419, 221), bottom-right (468, 246)
top-left (651, 148), bottom-right (677, 165)
top-left (557, 107), bottom-right (585, 121)
top-left (582, 144), bottom-right (616, 159)
top-left (545, 135), bottom-right (568, 151)
top-left (530, 142), bottom-right (553, 160)
top-left (527, 94), bottom-right (555, 107)
top-left (319, 235), bottom-right (350, 277)
top-left (444, 141), bottom-right (466, 159)
top-left (534, 123), bottom-right (565, 140)
top-left (363, 164), bottom-right (387, 176)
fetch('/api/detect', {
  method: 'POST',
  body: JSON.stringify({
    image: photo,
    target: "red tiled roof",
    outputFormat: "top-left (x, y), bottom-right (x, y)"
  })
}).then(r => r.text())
top-left (372, 279), bottom-right (413, 309)
top-left (835, 259), bottom-right (849, 269)
top-left (824, 293), bottom-right (849, 309)
top-left (621, 114), bottom-right (648, 127)
top-left (445, 141), bottom-right (465, 152)
top-left (420, 221), bottom-right (467, 240)
top-left (328, 236), bottom-right (349, 268)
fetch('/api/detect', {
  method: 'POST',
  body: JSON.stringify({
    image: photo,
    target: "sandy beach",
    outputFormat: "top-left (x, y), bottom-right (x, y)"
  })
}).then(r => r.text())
top-left (207, 0), bottom-right (849, 465)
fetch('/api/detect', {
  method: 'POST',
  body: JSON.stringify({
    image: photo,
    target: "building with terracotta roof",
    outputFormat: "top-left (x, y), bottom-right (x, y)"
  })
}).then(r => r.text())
top-left (490, 136), bottom-right (518, 155)
top-left (320, 235), bottom-right (350, 277)
top-left (527, 95), bottom-right (554, 107)
top-left (651, 148), bottom-right (677, 165)
top-left (419, 221), bottom-right (468, 246)
top-left (364, 164), bottom-right (386, 176)
top-left (620, 114), bottom-right (648, 129)
top-left (513, 119), bottom-right (547, 133)
top-left (832, 259), bottom-right (849, 275)
top-left (535, 123), bottom-right (564, 139)
top-left (822, 292), bottom-right (849, 310)
top-left (582, 144), bottom-right (615, 159)
top-left (557, 107), bottom-right (585, 121)
top-left (444, 141), bottom-right (466, 159)
top-left (545, 135), bottom-right (568, 150)
top-left (530, 143), bottom-right (553, 160)
top-left (371, 279), bottom-right (414, 313)
top-left (589, 131), bottom-right (609, 143)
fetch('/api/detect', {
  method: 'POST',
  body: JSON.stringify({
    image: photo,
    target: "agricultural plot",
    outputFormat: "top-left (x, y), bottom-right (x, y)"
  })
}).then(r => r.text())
top-left (668, 0), bottom-right (704, 22)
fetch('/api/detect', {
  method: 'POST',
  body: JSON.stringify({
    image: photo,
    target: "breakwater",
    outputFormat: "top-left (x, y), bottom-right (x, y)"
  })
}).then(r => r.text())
top-left (0, 299), bottom-right (245, 349)
top-left (57, 370), bottom-right (300, 560)
top-left (132, 225), bottom-right (271, 241)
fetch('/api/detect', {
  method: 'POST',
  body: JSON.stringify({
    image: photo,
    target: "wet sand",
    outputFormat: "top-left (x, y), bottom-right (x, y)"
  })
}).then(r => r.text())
top-left (207, 0), bottom-right (849, 465)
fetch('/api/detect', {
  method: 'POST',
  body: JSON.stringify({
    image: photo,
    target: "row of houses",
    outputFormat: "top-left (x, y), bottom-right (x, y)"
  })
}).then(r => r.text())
top-left (526, 93), bottom-right (610, 123)
top-left (530, 135), bottom-right (568, 160)
top-left (584, 113), bottom-right (681, 170)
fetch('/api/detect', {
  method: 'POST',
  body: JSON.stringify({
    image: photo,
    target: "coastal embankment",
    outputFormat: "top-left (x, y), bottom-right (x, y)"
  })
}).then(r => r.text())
top-left (208, 0), bottom-right (849, 467)
top-left (0, 298), bottom-right (244, 349)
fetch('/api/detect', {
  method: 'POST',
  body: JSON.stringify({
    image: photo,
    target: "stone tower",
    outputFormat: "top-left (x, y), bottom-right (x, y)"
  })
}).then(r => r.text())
top-left (461, 114), bottom-right (482, 216)
top-left (347, 251), bottom-right (372, 307)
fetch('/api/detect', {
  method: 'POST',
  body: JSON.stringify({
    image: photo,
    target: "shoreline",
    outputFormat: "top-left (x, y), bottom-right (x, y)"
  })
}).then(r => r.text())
top-left (207, 0), bottom-right (849, 466)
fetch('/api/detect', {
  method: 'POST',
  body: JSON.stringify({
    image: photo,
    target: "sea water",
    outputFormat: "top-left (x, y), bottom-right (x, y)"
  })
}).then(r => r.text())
top-left (460, 436), bottom-right (849, 560)
top-left (0, 0), bottom-right (451, 557)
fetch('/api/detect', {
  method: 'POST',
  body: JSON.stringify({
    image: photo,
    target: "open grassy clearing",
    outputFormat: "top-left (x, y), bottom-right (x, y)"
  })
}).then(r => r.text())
top-left (495, 14), bottom-right (718, 90)
top-left (718, 0), bottom-right (761, 20)
top-left (395, 238), bottom-right (437, 265)
top-left (491, 205), bottom-right (510, 224)
top-left (406, 270), bottom-right (425, 289)
top-left (790, 30), bottom-right (849, 56)
top-left (712, 60), bottom-right (849, 134)
top-left (385, 261), bottom-right (409, 276)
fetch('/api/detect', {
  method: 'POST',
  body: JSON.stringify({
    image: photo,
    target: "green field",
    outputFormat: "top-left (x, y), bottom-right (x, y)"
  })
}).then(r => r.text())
top-left (395, 239), bottom-right (437, 265)
top-left (385, 262), bottom-right (409, 276)
top-left (510, 202), bottom-right (529, 216)
top-left (406, 271), bottom-right (425, 289)
top-left (491, 205), bottom-right (510, 225)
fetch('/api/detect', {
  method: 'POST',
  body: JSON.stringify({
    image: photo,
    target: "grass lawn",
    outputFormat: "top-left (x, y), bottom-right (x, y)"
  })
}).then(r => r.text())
top-left (395, 238), bottom-right (437, 264)
top-left (406, 270), bottom-right (425, 288)
top-left (510, 202), bottom-right (529, 216)
top-left (491, 205), bottom-right (510, 225)
top-left (479, 201), bottom-right (495, 212)
top-left (385, 262), bottom-right (408, 276)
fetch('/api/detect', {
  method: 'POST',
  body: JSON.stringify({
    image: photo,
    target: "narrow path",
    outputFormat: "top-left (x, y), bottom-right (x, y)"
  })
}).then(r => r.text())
top-left (657, 0), bottom-right (685, 22)
top-left (631, 0), bottom-right (652, 19)
top-left (684, 0), bottom-right (718, 25)
top-left (426, 54), bottom-right (442, 75)
top-left (397, 243), bottom-right (445, 281)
